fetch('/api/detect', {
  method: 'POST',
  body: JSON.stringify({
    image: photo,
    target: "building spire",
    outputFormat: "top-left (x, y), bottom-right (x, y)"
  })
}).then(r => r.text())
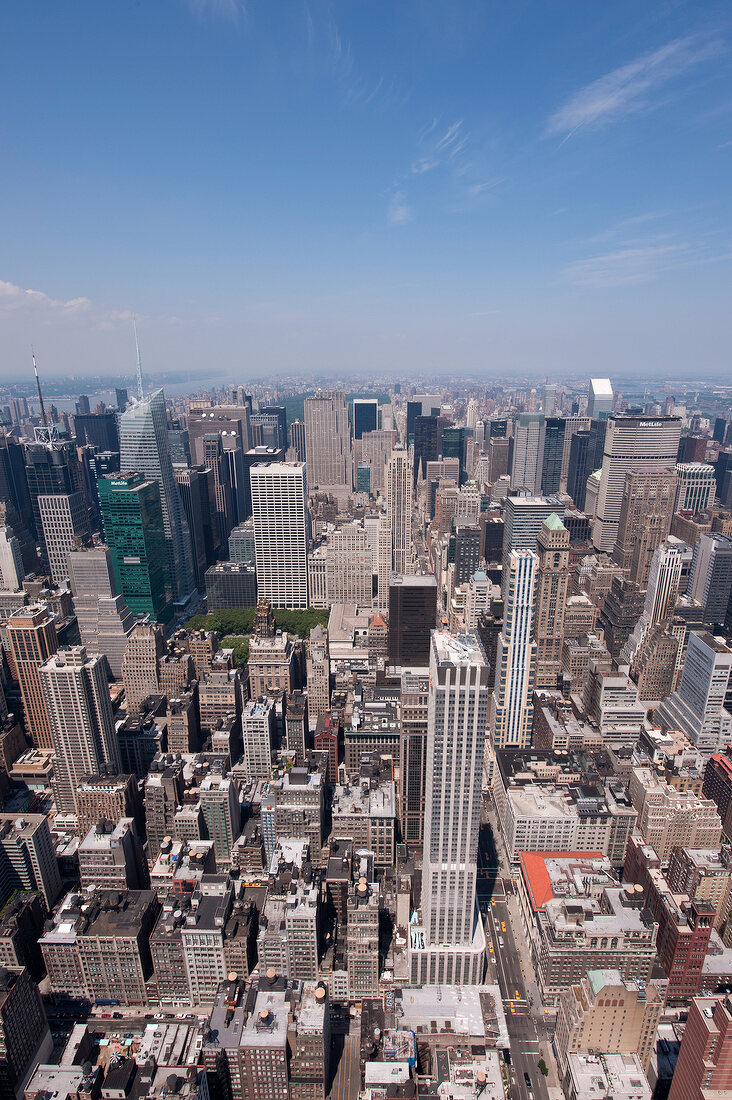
top-left (32, 349), bottom-right (48, 427)
top-left (133, 319), bottom-right (144, 401)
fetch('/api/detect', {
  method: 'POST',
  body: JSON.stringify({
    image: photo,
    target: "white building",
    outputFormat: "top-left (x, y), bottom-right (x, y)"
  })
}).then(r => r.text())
top-left (511, 414), bottom-right (544, 494)
top-left (587, 378), bottom-right (614, 419)
top-left (325, 522), bottom-right (373, 606)
top-left (37, 492), bottom-right (89, 585)
top-left (241, 697), bottom-right (276, 779)
top-left (250, 462), bottom-right (308, 608)
top-left (655, 631), bottom-right (732, 755)
top-left (491, 551), bottom-right (537, 750)
top-left (409, 631), bottom-right (488, 985)
top-left (0, 525), bottom-right (24, 590)
top-left (675, 462), bottom-right (716, 514)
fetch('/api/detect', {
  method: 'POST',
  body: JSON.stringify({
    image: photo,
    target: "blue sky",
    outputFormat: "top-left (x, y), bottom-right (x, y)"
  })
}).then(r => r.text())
top-left (1, 0), bottom-right (731, 381)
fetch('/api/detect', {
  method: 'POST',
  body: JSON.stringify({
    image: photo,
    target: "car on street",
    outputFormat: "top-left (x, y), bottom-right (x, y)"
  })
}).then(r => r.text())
top-left (524, 1072), bottom-right (531, 1087)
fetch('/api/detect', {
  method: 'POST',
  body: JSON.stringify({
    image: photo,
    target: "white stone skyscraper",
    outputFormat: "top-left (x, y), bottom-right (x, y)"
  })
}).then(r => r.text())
top-left (409, 631), bottom-right (488, 986)
top-left (250, 461), bottom-right (308, 608)
top-left (119, 388), bottom-right (197, 611)
top-left (304, 390), bottom-right (351, 489)
top-left (0, 524), bottom-right (24, 589)
top-left (385, 444), bottom-right (413, 575)
top-left (622, 538), bottom-right (685, 665)
top-left (40, 646), bottom-right (121, 818)
top-left (591, 414), bottom-right (682, 552)
top-left (587, 378), bottom-right (613, 419)
top-left (491, 550), bottom-right (537, 750)
top-left (655, 632), bottom-right (732, 755)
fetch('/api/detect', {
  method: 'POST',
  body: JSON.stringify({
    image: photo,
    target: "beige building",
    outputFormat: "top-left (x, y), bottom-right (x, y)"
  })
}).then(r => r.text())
top-left (534, 514), bottom-right (570, 688)
top-left (629, 767), bottom-right (722, 862)
top-left (247, 631), bottom-right (295, 698)
top-left (555, 969), bottom-right (664, 1075)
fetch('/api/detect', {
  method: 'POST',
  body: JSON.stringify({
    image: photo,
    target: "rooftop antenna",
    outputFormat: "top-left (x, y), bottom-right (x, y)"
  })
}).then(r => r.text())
top-left (133, 319), bottom-right (144, 401)
top-left (32, 349), bottom-right (48, 427)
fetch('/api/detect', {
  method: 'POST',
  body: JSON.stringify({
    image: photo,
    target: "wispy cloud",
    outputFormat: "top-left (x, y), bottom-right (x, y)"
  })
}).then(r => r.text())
top-left (547, 35), bottom-right (720, 141)
top-left (564, 244), bottom-right (688, 286)
top-left (185, 0), bottom-right (247, 22)
top-left (388, 191), bottom-right (413, 226)
top-left (0, 279), bottom-right (92, 313)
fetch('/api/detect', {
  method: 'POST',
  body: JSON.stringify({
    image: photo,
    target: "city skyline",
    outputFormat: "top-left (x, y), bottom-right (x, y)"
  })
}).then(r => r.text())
top-left (1, 2), bottom-right (731, 379)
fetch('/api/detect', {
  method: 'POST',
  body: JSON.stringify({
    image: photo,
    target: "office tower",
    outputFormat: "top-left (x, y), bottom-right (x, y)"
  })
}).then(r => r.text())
top-left (285, 692), bottom-right (308, 761)
top-left (306, 625), bottom-right (330, 721)
top-left (98, 472), bottom-right (172, 623)
top-left (388, 574), bottom-right (437, 667)
top-left (73, 410), bottom-right (119, 452)
top-left (613, 467), bottom-right (677, 588)
top-left (587, 378), bottom-right (613, 418)
top-left (542, 383), bottom-right (558, 414)
top-left (174, 463), bottom-right (217, 587)
top-left (359, 429), bottom-right (397, 495)
top-left (289, 419), bottom-right (305, 461)
top-left (242, 445), bottom-right (284, 519)
top-left (0, 813), bottom-right (61, 911)
top-left (400, 669), bottom-right (429, 845)
top-left (228, 518), bottom-right (256, 563)
top-left (442, 426), bottom-right (468, 484)
top-left (119, 388), bottom-right (197, 610)
top-left (411, 632), bottom-right (488, 985)
top-left (622, 538), bottom-right (685, 665)
top-left (678, 434), bottom-right (707, 463)
top-left (205, 561), bottom-right (257, 609)
top-left (250, 462), bottom-right (308, 608)
top-left (715, 449), bottom-right (732, 508)
top-left (668, 996), bottom-right (732, 1100)
top-left (0, 966), bottom-right (52, 1097)
top-left (501, 494), bottom-right (564, 596)
top-left (511, 413), bottom-right (544, 492)
top-left (534, 515), bottom-right (570, 688)
top-left (24, 439), bottom-right (90, 580)
top-left (491, 550), bottom-right (537, 749)
top-left (114, 387), bottom-right (128, 410)
top-left (167, 425), bottom-right (190, 463)
top-left (413, 415), bottom-right (442, 484)
top-left (0, 526), bottom-right (23, 590)
top-left (566, 420), bottom-right (606, 510)
top-left (0, 434), bottom-right (34, 543)
top-left (592, 415), bottom-right (682, 551)
top-left (76, 395), bottom-right (91, 415)
top-left (200, 775), bottom-right (241, 869)
top-left (560, 415), bottom-right (591, 482)
top-left (655, 632), bottom-right (732, 755)
top-left (202, 433), bottom-right (235, 548)
top-left (688, 533), bottom-right (732, 625)
top-left (539, 417), bottom-right (565, 495)
top-left (6, 605), bottom-right (58, 750)
top-left (347, 877), bottom-right (380, 998)
top-left (122, 618), bottom-right (165, 714)
top-left (256, 405), bottom-right (288, 450)
top-left (325, 522), bottom-right (372, 605)
top-left (713, 416), bottom-right (728, 443)
top-left (465, 568), bottom-right (491, 630)
top-left (241, 697), bottom-right (276, 779)
top-left (406, 400), bottom-right (421, 446)
top-left (453, 522), bottom-right (481, 585)
top-left (304, 391), bottom-right (350, 488)
top-left (675, 462), bottom-right (716, 513)
top-left (187, 403), bottom-right (251, 464)
top-left (41, 646), bottom-right (121, 817)
top-left (554, 970), bottom-right (664, 1076)
top-left (68, 547), bottom-right (135, 679)
top-left (385, 444), bottom-right (413, 574)
top-left (220, 431), bottom-right (246, 524)
top-left (488, 435), bottom-right (512, 483)
top-left (352, 398), bottom-right (378, 440)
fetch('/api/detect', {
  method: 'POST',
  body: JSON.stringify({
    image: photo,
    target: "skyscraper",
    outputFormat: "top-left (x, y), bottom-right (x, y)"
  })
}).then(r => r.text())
top-left (613, 467), bottom-right (677, 588)
top-left (385, 444), bottom-right (413, 575)
top-left (289, 419), bottom-right (306, 461)
top-left (0, 525), bottom-right (24, 590)
top-left (250, 462), bottom-right (308, 608)
top-left (566, 420), bottom-right (606, 510)
top-left (587, 378), bottom-right (613, 419)
top-left (202, 433), bottom-right (235, 548)
top-left (688, 533), bottom-right (732, 625)
top-left (539, 417), bottom-right (566, 495)
top-left (40, 646), bottom-right (121, 817)
top-left (25, 440), bottom-right (90, 583)
top-left (6, 605), bottom-right (58, 750)
top-left (388, 574), bottom-right (437, 667)
top-left (187, 403), bottom-right (251, 464)
top-left (67, 547), bottom-right (135, 679)
top-left (668, 996), bottom-right (732, 1100)
top-left (675, 462), bottom-right (716, 514)
top-left (118, 389), bottom-right (196, 611)
top-left (98, 472), bottom-right (172, 623)
top-left (511, 414), bottom-right (544, 493)
top-left (409, 631), bottom-right (488, 985)
top-left (501, 494), bottom-right (564, 596)
top-left (655, 632), bottom-right (732, 755)
top-left (400, 669), bottom-right (429, 846)
top-left (534, 514), bottom-right (570, 688)
top-left (304, 391), bottom-right (351, 489)
top-left (592, 415), bottom-right (682, 552)
top-left (352, 398), bottom-right (378, 440)
top-left (173, 464), bottom-right (217, 588)
top-left (622, 537), bottom-right (686, 666)
top-left (491, 550), bottom-right (537, 749)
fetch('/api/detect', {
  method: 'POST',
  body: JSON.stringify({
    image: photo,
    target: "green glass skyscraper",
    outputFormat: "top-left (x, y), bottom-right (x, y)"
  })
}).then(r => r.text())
top-left (98, 472), bottom-right (172, 624)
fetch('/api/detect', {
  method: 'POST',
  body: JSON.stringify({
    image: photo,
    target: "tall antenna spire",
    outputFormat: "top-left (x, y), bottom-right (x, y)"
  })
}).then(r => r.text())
top-left (32, 349), bottom-right (48, 427)
top-left (133, 319), bottom-right (144, 401)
